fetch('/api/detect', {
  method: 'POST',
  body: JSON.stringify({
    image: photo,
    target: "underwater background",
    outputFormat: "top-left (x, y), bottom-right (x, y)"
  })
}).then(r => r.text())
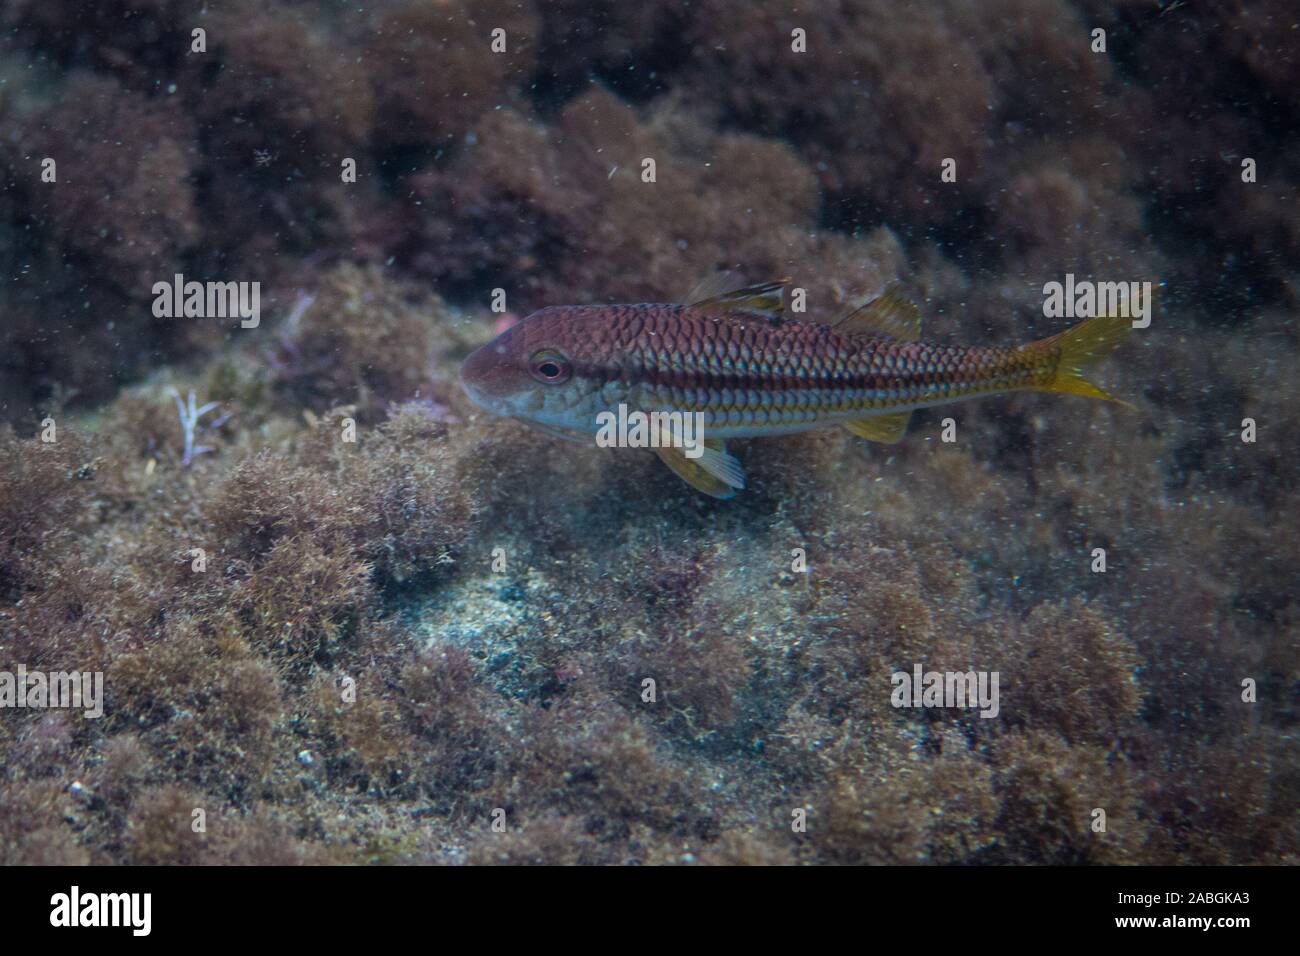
top-left (0, 0), bottom-right (1296, 864)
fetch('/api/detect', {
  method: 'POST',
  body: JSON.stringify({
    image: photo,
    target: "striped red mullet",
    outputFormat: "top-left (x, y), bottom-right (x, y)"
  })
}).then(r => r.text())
top-left (460, 277), bottom-right (1132, 498)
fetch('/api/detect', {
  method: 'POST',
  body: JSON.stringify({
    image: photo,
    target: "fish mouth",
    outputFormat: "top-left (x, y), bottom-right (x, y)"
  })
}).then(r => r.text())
top-left (457, 361), bottom-right (490, 411)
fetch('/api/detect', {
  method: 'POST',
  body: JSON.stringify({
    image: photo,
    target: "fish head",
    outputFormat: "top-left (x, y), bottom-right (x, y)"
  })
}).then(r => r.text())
top-left (459, 306), bottom-right (625, 433)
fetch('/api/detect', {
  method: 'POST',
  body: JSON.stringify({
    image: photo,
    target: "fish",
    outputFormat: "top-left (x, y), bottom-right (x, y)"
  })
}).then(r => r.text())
top-left (458, 275), bottom-right (1133, 498)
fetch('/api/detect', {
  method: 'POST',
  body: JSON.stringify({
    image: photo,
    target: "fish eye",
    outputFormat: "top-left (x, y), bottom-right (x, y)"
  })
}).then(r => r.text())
top-left (529, 349), bottom-right (572, 384)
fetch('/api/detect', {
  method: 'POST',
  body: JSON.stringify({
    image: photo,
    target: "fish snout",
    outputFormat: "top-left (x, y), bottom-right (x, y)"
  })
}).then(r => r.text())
top-left (459, 341), bottom-right (521, 413)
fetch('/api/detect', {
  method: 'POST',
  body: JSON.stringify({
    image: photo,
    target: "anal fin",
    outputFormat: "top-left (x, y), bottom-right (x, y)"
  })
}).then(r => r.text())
top-left (843, 411), bottom-right (912, 444)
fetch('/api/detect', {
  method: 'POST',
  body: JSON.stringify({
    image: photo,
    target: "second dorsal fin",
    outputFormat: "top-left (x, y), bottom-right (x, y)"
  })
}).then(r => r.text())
top-left (685, 275), bottom-right (790, 325)
top-left (834, 287), bottom-right (923, 341)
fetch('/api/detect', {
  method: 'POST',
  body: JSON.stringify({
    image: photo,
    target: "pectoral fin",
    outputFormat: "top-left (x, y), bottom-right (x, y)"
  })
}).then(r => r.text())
top-left (842, 411), bottom-right (912, 444)
top-left (655, 439), bottom-right (746, 498)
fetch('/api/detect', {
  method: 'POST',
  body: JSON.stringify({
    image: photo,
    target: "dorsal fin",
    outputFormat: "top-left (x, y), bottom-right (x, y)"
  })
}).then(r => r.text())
top-left (685, 276), bottom-right (789, 325)
top-left (834, 287), bottom-right (922, 340)
top-left (683, 270), bottom-right (745, 306)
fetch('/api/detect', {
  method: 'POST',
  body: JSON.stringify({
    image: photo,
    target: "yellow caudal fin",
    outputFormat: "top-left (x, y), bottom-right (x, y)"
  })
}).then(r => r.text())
top-left (1022, 313), bottom-right (1134, 408)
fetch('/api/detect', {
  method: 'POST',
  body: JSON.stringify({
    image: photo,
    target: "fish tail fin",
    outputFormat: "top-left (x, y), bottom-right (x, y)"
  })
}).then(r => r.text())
top-left (1022, 313), bottom-right (1134, 408)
